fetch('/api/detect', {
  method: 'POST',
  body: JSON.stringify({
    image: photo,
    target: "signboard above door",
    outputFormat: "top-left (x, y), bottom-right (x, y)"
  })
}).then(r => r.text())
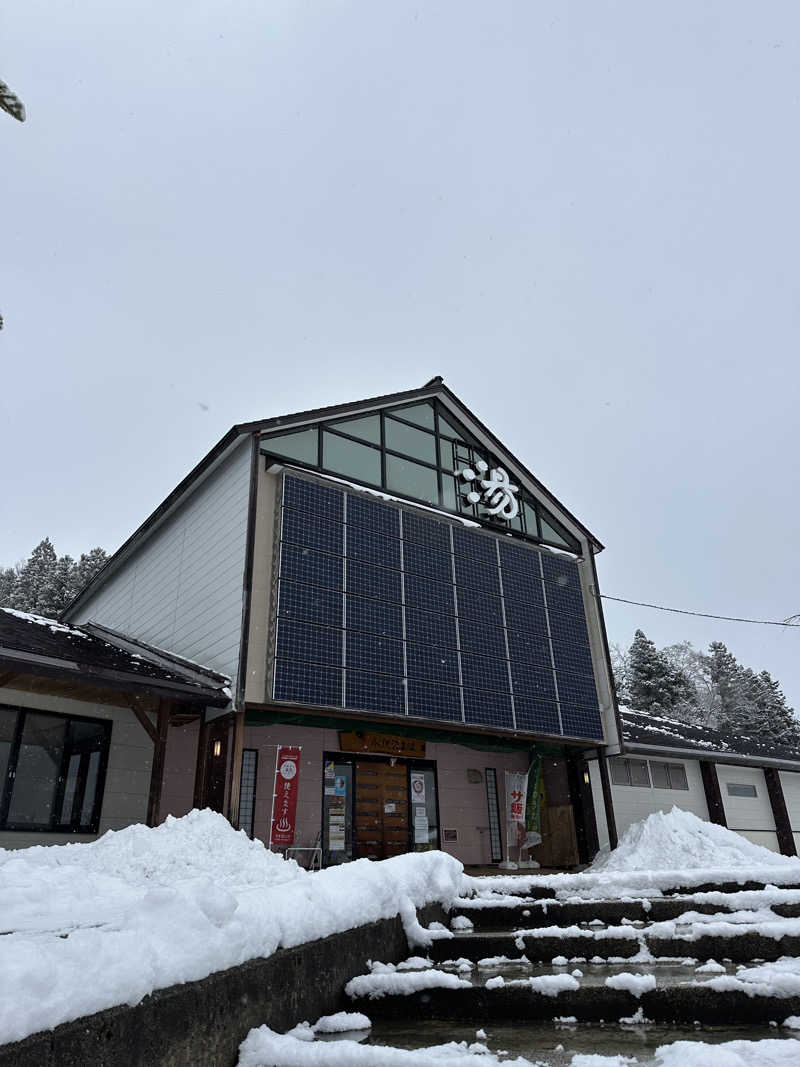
top-left (339, 731), bottom-right (426, 758)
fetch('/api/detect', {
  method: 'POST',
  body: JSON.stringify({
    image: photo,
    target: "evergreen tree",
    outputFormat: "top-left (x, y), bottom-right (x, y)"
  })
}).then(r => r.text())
top-left (0, 540), bottom-right (108, 618)
top-left (626, 629), bottom-right (695, 715)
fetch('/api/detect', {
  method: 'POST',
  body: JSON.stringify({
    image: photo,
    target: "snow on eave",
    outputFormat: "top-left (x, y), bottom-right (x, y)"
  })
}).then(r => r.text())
top-left (1, 607), bottom-right (90, 639)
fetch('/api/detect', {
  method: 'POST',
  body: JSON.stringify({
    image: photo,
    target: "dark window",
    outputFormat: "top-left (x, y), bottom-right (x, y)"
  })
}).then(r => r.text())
top-left (650, 761), bottom-right (689, 791)
top-left (384, 417), bottom-right (437, 465)
top-left (610, 757), bottom-right (651, 788)
top-left (322, 431), bottom-right (382, 485)
top-left (385, 454), bottom-right (439, 504)
top-left (485, 767), bottom-right (503, 861)
top-left (726, 781), bottom-right (758, 798)
top-left (238, 749), bottom-right (258, 838)
top-left (260, 427), bottom-right (319, 465)
top-left (0, 705), bottom-right (110, 833)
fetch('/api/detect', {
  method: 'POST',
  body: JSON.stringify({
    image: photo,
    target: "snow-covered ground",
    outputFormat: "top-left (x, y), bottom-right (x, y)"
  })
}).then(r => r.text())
top-left (0, 810), bottom-right (461, 1046)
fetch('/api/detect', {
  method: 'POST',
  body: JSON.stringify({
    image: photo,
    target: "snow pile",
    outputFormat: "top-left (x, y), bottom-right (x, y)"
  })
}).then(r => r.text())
top-left (604, 972), bottom-right (656, 997)
top-left (238, 1026), bottom-right (534, 1065)
top-left (698, 957), bottom-right (800, 999)
top-left (590, 808), bottom-right (800, 874)
top-left (571, 1039), bottom-right (800, 1066)
top-left (0, 810), bottom-right (463, 1046)
top-left (345, 969), bottom-right (470, 999)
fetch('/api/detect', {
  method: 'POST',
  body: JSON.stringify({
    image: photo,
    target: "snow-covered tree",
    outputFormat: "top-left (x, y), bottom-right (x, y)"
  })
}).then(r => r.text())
top-left (0, 540), bottom-right (108, 618)
top-left (626, 629), bottom-right (695, 715)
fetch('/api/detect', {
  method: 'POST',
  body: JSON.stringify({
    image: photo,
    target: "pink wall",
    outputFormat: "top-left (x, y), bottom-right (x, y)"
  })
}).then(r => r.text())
top-left (161, 722), bottom-right (200, 819)
top-left (241, 723), bottom-right (528, 868)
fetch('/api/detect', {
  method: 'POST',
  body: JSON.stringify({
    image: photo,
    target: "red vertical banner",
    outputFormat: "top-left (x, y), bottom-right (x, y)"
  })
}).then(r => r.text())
top-left (270, 747), bottom-right (301, 847)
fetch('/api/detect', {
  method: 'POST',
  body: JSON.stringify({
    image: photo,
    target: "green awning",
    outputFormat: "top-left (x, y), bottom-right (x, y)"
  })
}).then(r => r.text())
top-left (244, 706), bottom-right (573, 757)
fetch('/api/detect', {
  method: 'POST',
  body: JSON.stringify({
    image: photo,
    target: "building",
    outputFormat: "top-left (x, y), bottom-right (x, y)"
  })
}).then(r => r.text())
top-left (0, 608), bottom-right (229, 849)
top-left (592, 706), bottom-right (800, 857)
top-left (62, 378), bottom-right (621, 867)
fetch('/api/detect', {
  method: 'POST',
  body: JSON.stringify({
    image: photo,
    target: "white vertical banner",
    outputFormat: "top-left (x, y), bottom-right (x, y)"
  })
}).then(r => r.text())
top-left (504, 768), bottom-right (529, 856)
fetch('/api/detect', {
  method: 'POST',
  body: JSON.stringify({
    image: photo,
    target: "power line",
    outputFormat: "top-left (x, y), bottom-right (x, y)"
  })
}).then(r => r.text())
top-left (597, 593), bottom-right (800, 628)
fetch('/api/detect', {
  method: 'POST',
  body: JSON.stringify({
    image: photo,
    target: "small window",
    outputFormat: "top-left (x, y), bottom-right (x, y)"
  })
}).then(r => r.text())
top-left (649, 761), bottom-right (689, 791)
top-left (385, 454), bottom-right (439, 504)
top-left (727, 782), bottom-right (758, 798)
top-left (326, 415), bottom-right (381, 445)
top-left (386, 402), bottom-right (436, 430)
top-left (385, 417), bottom-right (438, 465)
top-left (610, 757), bottom-right (651, 788)
top-left (238, 749), bottom-right (258, 838)
top-left (261, 428), bottom-right (319, 465)
top-left (323, 431), bottom-right (382, 485)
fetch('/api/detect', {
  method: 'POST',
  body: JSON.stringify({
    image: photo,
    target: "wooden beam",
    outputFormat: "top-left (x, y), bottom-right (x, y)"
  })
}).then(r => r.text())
top-left (597, 753), bottom-right (618, 851)
top-left (193, 719), bottom-right (211, 809)
top-left (0, 671), bottom-right (18, 688)
top-left (764, 767), bottom-right (797, 856)
top-left (129, 699), bottom-right (158, 745)
top-left (227, 710), bottom-right (245, 828)
top-left (700, 760), bottom-right (727, 826)
top-left (146, 700), bottom-right (170, 827)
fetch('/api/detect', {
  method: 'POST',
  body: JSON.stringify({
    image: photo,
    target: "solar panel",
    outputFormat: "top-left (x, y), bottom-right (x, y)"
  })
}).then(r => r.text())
top-left (407, 680), bottom-right (462, 723)
top-left (403, 573), bottom-right (455, 615)
top-left (280, 543), bottom-right (343, 591)
top-left (346, 523), bottom-right (401, 569)
top-left (460, 651), bottom-right (511, 694)
top-left (346, 493), bottom-right (400, 536)
top-left (346, 595), bottom-right (403, 639)
top-left (462, 686), bottom-right (514, 730)
top-left (277, 580), bottom-right (343, 630)
top-left (276, 618), bottom-right (343, 668)
top-left (402, 540), bottom-right (452, 582)
top-left (346, 629), bottom-right (404, 676)
top-left (346, 559), bottom-right (402, 603)
top-left (346, 669), bottom-right (406, 716)
top-left (273, 659), bottom-right (342, 707)
top-left (283, 475), bottom-right (343, 519)
top-left (405, 641), bottom-right (460, 686)
top-left (281, 507), bottom-right (344, 556)
top-left (272, 472), bottom-right (605, 742)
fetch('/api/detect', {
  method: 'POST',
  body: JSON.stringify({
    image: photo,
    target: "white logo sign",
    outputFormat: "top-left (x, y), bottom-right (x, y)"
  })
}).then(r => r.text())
top-left (458, 461), bottom-right (519, 521)
top-left (279, 759), bottom-right (297, 780)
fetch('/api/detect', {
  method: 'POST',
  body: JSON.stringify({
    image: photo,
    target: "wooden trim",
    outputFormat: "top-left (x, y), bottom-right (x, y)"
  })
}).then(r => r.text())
top-left (0, 671), bottom-right (17, 688)
top-left (235, 432), bottom-right (261, 711)
top-left (193, 719), bottom-right (211, 808)
top-left (129, 699), bottom-right (158, 745)
top-left (146, 700), bottom-right (170, 827)
top-left (700, 760), bottom-right (727, 826)
top-left (597, 753), bottom-right (618, 850)
top-left (764, 767), bottom-right (797, 856)
top-left (227, 710), bottom-right (245, 827)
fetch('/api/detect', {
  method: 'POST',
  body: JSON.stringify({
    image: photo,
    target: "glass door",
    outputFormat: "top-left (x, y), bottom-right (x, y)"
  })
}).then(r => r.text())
top-left (322, 758), bottom-right (353, 866)
top-left (408, 763), bottom-right (439, 852)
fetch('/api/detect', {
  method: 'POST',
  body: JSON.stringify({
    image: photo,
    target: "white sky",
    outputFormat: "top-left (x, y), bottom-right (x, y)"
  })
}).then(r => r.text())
top-left (2, 3), bottom-right (799, 705)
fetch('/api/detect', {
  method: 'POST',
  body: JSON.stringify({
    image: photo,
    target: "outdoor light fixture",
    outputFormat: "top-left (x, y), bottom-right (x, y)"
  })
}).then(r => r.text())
top-left (212, 740), bottom-right (222, 757)
top-left (583, 771), bottom-right (590, 784)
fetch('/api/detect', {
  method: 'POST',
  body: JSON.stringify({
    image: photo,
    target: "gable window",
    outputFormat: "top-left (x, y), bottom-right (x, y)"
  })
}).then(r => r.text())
top-left (649, 761), bottom-right (689, 791)
top-left (0, 704), bottom-right (111, 833)
top-left (610, 757), bottom-right (651, 788)
top-left (260, 399), bottom-right (582, 553)
top-left (726, 782), bottom-right (758, 798)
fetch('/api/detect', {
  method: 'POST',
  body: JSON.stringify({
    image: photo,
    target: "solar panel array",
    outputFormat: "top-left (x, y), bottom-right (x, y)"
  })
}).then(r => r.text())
top-left (272, 474), bottom-right (604, 741)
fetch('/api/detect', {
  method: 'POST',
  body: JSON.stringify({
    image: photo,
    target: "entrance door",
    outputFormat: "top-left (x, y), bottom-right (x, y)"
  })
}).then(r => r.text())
top-left (354, 759), bottom-right (409, 859)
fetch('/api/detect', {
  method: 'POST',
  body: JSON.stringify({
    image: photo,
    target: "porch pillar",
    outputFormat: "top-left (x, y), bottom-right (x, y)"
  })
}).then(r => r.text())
top-left (764, 767), bottom-right (797, 856)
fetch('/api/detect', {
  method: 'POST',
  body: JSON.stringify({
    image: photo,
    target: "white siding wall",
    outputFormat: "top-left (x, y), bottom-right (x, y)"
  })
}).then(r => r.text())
top-left (779, 771), bottom-right (800, 856)
top-left (0, 686), bottom-right (153, 850)
top-left (71, 440), bottom-right (251, 685)
top-left (717, 764), bottom-right (778, 851)
top-left (608, 757), bottom-right (709, 840)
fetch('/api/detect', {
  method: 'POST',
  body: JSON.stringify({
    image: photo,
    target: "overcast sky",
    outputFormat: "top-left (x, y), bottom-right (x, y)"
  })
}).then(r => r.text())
top-left (3, 3), bottom-right (799, 705)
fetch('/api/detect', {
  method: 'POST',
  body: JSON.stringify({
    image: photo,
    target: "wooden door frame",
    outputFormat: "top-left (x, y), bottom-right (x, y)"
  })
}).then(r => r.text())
top-left (321, 750), bottom-right (441, 861)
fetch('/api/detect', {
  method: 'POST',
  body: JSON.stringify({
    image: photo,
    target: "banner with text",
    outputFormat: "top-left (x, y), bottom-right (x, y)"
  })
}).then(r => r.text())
top-left (505, 761), bottom-right (543, 852)
top-left (270, 746), bottom-right (301, 847)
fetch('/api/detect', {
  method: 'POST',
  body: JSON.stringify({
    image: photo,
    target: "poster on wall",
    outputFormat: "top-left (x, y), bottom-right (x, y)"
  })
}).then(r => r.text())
top-left (270, 746), bottom-right (301, 848)
top-left (410, 771), bottom-right (426, 805)
top-left (414, 806), bottom-right (429, 844)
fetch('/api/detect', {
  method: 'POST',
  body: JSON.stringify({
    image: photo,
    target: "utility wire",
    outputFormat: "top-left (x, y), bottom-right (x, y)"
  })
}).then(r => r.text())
top-left (597, 593), bottom-right (800, 628)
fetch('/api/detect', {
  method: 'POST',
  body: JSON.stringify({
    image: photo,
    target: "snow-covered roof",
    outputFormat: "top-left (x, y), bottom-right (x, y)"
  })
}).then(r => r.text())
top-left (0, 608), bottom-right (230, 706)
top-left (619, 705), bottom-right (800, 769)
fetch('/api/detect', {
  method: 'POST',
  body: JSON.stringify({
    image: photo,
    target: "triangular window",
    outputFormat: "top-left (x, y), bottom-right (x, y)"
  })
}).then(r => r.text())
top-left (260, 427), bottom-right (318, 465)
top-left (326, 414), bottom-right (381, 445)
top-left (386, 401), bottom-right (435, 431)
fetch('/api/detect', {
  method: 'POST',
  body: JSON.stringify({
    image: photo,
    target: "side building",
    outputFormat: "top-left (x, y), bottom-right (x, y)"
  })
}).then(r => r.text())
top-left (64, 377), bottom-right (622, 866)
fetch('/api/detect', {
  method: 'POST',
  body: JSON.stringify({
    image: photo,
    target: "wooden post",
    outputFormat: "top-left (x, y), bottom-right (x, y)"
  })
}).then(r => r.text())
top-left (764, 767), bottom-right (797, 856)
top-left (597, 753), bottom-right (618, 851)
top-left (227, 709), bottom-right (245, 829)
top-left (700, 760), bottom-right (727, 826)
top-left (146, 700), bottom-right (170, 827)
top-left (193, 719), bottom-right (211, 809)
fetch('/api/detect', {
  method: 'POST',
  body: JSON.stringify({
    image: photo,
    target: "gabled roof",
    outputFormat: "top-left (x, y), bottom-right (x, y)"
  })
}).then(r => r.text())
top-left (0, 608), bottom-right (230, 706)
top-left (620, 705), bottom-right (800, 770)
top-left (63, 377), bottom-right (602, 619)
